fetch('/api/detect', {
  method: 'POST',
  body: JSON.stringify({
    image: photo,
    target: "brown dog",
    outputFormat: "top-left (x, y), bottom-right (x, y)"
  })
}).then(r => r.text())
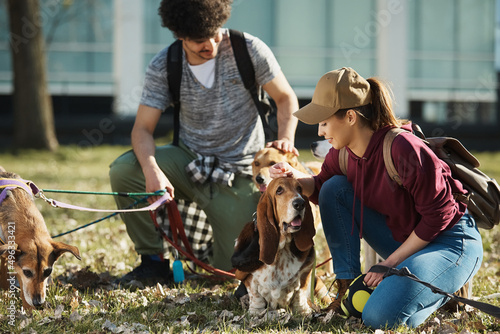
top-left (0, 168), bottom-right (81, 310)
top-left (231, 177), bottom-right (330, 315)
top-left (252, 147), bottom-right (321, 193)
top-left (251, 147), bottom-right (332, 274)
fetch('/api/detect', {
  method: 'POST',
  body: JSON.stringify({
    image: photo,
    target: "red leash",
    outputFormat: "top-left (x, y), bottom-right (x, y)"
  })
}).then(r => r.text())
top-left (149, 201), bottom-right (235, 280)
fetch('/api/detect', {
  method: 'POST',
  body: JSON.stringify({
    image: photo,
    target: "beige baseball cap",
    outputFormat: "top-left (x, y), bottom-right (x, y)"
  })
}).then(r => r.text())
top-left (293, 67), bottom-right (372, 124)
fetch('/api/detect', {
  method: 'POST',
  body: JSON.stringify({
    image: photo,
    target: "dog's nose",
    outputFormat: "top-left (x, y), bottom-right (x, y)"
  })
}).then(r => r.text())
top-left (32, 295), bottom-right (44, 308)
top-left (292, 198), bottom-right (305, 211)
top-left (310, 142), bottom-right (318, 149)
top-left (255, 174), bottom-right (265, 184)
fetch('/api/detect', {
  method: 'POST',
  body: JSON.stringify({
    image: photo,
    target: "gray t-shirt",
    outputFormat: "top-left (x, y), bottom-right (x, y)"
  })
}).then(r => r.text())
top-left (140, 29), bottom-right (281, 169)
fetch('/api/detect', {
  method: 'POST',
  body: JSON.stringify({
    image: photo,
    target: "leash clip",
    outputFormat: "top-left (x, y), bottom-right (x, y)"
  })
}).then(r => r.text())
top-left (35, 190), bottom-right (58, 208)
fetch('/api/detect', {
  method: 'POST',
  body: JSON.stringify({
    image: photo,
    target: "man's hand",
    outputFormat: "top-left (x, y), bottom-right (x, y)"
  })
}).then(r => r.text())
top-left (266, 139), bottom-right (299, 156)
top-left (144, 167), bottom-right (175, 204)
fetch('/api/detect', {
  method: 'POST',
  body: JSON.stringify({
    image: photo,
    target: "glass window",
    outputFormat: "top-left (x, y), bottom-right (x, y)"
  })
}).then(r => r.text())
top-left (408, 0), bottom-right (496, 125)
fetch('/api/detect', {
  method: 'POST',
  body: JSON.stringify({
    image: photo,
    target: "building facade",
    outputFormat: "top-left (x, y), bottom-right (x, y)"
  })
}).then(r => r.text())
top-left (0, 0), bottom-right (497, 147)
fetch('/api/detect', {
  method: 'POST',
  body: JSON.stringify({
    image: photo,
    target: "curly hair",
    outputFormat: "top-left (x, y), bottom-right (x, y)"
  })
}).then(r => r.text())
top-left (158, 0), bottom-right (233, 40)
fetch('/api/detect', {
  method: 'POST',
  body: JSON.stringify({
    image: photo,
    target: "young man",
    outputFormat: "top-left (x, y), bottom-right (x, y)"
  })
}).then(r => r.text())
top-left (109, 0), bottom-right (299, 285)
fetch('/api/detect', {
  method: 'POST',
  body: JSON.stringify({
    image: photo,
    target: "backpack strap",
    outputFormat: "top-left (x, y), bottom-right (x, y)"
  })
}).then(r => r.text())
top-left (383, 128), bottom-right (409, 187)
top-left (338, 128), bottom-right (408, 186)
top-left (229, 29), bottom-right (255, 91)
top-left (338, 147), bottom-right (349, 175)
top-left (229, 29), bottom-right (271, 135)
top-left (166, 39), bottom-right (183, 146)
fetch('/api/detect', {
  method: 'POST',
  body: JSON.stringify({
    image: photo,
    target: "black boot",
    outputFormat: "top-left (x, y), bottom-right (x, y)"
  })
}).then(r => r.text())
top-left (115, 255), bottom-right (171, 286)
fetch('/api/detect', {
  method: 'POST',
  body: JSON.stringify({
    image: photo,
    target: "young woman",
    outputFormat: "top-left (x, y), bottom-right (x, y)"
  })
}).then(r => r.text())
top-left (270, 67), bottom-right (483, 329)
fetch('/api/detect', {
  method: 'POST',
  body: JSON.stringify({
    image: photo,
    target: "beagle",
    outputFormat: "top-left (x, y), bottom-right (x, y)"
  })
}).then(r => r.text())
top-left (231, 177), bottom-right (327, 315)
top-left (0, 168), bottom-right (81, 311)
top-left (251, 147), bottom-right (321, 193)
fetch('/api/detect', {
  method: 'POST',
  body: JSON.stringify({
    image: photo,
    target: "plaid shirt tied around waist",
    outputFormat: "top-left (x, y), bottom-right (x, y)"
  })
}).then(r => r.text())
top-left (185, 154), bottom-right (251, 188)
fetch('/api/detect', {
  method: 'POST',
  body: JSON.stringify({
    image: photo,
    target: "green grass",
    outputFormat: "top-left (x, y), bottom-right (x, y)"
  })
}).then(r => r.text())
top-left (0, 144), bottom-right (499, 333)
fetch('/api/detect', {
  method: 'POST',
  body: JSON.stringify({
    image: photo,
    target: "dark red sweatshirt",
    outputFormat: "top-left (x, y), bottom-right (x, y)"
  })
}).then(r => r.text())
top-left (310, 124), bottom-right (467, 243)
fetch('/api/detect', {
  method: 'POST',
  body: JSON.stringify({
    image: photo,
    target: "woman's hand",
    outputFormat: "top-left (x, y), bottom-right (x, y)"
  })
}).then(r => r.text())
top-left (270, 162), bottom-right (317, 197)
top-left (270, 162), bottom-right (295, 179)
top-left (364, 231), bottom-right (430, 287)
top-left (364, 258), bottom-right (398, 287)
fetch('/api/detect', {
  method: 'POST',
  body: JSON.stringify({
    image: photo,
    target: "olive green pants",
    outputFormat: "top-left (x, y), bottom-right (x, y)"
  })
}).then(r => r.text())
top-left (109, 142), bottom-right (260, 270)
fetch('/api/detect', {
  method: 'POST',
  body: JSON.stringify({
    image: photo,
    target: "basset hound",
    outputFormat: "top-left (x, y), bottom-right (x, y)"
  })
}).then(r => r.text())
top-left (231, 177), bottom-right (328, 315)
top-left (251, 147), bottom-right (333, 275)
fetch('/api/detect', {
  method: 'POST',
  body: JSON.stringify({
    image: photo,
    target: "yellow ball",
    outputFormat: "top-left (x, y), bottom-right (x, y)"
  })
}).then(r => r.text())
top-left (352, 290), bottom-right (371, 313)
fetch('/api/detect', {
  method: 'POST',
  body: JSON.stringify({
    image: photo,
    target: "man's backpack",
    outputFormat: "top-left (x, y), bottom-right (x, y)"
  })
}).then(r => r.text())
top-left (339, 124), bottom-right (500, 229)
top-left (166, 29), bottom-right (278, 146)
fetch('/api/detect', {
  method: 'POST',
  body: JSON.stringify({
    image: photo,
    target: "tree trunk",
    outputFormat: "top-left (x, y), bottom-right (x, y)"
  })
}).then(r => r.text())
top-left (7, 0), bottom-right (58, 151)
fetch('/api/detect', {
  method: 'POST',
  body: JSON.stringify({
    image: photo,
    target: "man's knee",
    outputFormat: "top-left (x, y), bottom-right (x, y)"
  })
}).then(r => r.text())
top-left (109, 151), bottom-right (141, 189)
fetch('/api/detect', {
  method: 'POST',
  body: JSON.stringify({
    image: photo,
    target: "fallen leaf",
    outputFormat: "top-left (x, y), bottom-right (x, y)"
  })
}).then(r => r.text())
top-left (54, 304), bottom-right (64, 319)
top-left (470, 319), bottom-right (487, 330)
top-left (102, 319), bottom-right (117, 332)
top-left (69, 311), bottom-right (83, 322)
top-left (156, 282), bottom-right (165, 296)
top-left (19, 317), bottom-right (32, 329)
top-left (37, 317), bottom-right (52, 325)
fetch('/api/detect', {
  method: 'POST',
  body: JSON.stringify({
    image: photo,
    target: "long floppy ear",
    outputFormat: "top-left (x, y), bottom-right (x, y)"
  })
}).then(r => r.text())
top-left (51, 241), bottom-right (81, 261)
top-left (293, 196), bottom-right (316, 252)
top-left (231, 221), bottom-right (262, 272)
top-left (257, 193), bottom-right (279, 265)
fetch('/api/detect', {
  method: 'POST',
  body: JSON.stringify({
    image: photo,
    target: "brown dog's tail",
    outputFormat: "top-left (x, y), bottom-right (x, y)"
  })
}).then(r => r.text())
top-left (0, 166), bottom-right (5, 173)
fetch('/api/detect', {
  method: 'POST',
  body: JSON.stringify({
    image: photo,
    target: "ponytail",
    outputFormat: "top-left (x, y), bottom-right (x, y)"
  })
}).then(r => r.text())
top-left (366, 77), bottom-right (407, 130)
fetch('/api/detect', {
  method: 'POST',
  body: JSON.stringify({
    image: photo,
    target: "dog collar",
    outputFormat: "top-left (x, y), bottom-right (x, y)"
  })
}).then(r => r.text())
top-left (0, 178), bottom-right (38, 205)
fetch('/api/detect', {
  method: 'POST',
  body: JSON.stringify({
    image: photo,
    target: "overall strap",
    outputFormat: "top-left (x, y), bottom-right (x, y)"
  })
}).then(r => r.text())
top-left (167, 39), bottom-right (183, 146)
